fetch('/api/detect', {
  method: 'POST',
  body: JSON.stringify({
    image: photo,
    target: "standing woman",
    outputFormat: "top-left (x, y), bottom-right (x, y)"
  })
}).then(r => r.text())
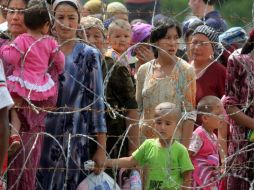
top-left (223, 29), bottom-right (254, 190)
top-left (37, 0), bottom-right (106, 189)
top-left (0, 0), bottom-right (55, 190)
top-left (189, 25), bottom-right (226, 104)
top-left (136, 17), bottom-right (196, 147)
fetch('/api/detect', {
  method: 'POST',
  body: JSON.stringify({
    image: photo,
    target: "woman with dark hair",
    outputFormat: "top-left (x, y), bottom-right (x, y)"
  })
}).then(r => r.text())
top-left (223, 29), bottom-right (254, 190)
top-left (136, 17), bottom-right (196, 147)
top-left (37, 0), bottom-right (106, 189)
top-left (0, 0), bottom-right (53, 190)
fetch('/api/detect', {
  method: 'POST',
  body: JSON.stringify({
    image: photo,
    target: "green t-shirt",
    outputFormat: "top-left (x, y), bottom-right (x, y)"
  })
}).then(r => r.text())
top-left (132, 139), bottom-right (194, 190)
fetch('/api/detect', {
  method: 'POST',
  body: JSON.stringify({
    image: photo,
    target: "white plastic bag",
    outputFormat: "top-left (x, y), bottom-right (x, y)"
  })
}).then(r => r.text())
top-left (76, 172), bottom-right (121, 190)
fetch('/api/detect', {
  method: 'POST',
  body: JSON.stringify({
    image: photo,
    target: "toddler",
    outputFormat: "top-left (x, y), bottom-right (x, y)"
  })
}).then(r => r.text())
top-left (189, 96), bottom-right (225, 190)
top-left (0, 0), bottom-right (64, 155)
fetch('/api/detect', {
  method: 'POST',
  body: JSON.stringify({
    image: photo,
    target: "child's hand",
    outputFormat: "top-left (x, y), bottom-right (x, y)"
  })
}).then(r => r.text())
top-left (92, 149), bottom-right (106, 175)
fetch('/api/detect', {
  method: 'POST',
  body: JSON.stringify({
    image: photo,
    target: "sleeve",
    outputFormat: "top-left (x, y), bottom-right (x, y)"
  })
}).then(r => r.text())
top-left (179, 144), bottom-right (194, 173)
top-left (132, 140), bottom-right (149, 166)
top-left (49, 39), bottom-right (65, 74)
top-left (89, 48), bottom-right (107, 133)
top-left (109, 63), bottom-right (137, 109)
top-left (0, 37), bottom-right (23, 66)
top-left (0, 60), bottom-right (14, 109)
top-left (223, 54), bottom-right (241, 106)
top-left (182, 66), bottom-right (197, 121)
top-left (135, 63), bottom-right (148, 113)
top-left (188, 133), bottom-right (203, 155)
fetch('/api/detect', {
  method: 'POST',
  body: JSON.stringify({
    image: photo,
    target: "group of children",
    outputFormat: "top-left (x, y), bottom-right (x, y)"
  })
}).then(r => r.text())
top-left (0, 0), bottom-right (229, 189)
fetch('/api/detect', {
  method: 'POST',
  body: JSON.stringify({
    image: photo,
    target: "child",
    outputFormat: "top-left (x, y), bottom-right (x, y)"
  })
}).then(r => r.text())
top-left (105, 19), bottom-right (135, 76)
top-left (189, 96), bottom-right (225, 190)
top-left (0, 0), bottom-right (65, 155)
top-left (106, 102), bottom-right (194, 190)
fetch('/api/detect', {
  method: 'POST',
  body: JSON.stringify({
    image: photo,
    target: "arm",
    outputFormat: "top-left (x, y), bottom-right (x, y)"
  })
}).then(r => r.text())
top-left (218, 121), bottom-right (228, 164)
top-left (126, 109), bottom-right (139, 155)
top-left (50, 39), bottom-right (65, 74)
top-left (0, 107), bottom-right (9, 173)
top-left (92, 132), bottom-right (106, 174)
top-left (1, 43), bottom-right (22, 66)
top-left (226, 105), bottom-right (254, 130)
top-left (181, 66), bottom-right (196, 148)
top-left (105, 156), bottom-right (139, 169)
top-left (181, 170), bottom-right (192, 190)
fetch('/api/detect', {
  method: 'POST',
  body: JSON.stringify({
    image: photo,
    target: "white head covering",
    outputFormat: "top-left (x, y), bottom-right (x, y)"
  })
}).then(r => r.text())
top-left (52, 0), bottom-right (81, 11)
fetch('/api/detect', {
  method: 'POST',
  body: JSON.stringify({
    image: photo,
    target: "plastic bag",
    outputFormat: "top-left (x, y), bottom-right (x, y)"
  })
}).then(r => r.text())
top-left (76, 172), bottom-right (121, 190)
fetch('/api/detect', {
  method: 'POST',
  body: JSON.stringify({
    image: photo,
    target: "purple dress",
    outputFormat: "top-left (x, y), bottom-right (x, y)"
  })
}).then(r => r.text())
top-left (223, 52), bottom-right (254, 190)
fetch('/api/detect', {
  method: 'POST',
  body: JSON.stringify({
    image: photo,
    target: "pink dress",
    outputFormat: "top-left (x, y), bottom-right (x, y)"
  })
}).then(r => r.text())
top-left (189, 126), bottom-right (220, 190)
top-left (0, 33), bottom-right (65, 101)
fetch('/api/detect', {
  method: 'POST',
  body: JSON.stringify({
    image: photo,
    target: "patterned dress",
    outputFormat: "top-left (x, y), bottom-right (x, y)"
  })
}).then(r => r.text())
top-left (223, 53), bottom-right (254, 190)
top-left (37, 42), bottom-right (106, 190)
top-left (0, 38), bottom-right (60, 190)
top-left (136, 58), bottom-right (196, 138)
top-left (189, 126), bottom-right (220, 190)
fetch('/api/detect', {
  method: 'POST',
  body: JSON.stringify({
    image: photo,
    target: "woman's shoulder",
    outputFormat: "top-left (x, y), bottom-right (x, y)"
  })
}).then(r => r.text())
top-left (177, 58), bottom-right (193, 70)
top-left (137, 59), bottom-right (154, 75)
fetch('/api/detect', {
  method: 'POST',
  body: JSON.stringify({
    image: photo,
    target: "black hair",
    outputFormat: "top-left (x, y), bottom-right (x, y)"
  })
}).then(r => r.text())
top-left (24, 0), bottom-right (50, 30)
top-left (241, 29), bottom-right (254, 54)
top-left (202, 0), bottom-right (216, 5)
top-left (150, 17), bottom-right (181, 58)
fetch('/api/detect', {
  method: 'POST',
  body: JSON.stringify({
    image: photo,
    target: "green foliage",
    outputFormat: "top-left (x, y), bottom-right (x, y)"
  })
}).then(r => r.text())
top-left (102, 0), bottom-right (253, 28)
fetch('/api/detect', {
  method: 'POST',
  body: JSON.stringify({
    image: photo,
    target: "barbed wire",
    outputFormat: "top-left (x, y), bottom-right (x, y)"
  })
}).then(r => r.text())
top-left (1, 0), bottom-right (254, 189)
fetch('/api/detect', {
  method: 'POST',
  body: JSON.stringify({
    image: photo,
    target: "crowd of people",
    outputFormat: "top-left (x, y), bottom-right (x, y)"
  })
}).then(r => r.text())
top-left (0, 0), bottom-right (253, 189)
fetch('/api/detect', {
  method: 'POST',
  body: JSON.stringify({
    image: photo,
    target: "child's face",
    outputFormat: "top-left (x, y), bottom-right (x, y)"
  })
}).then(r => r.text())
top-left (154, 113), bottom-right (178, 140)
top-left (108, 26), bottom-right (131, 54)
top-left (203, 104), bottom-right (225, 130)
top-left (85, 27), bottom-right (105, 53)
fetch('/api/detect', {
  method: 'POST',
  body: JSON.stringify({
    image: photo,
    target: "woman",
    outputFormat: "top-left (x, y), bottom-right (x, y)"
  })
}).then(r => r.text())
top-left (0, 0), bottom-right (55, 189)
top-left (190, 25), bottom-right (226, 104)
top-left (223, 28), bottom-right (254, 190)
top-left (136, 17), bottom-right (196, 147)
top-left (37, 1), bottom-right (106, 189)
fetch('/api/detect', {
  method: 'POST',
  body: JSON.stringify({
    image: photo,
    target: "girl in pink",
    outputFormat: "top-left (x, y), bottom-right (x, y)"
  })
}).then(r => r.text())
top-left (0, 0), bottom-right (64, 155)
top-left (189, 96), bottom-right (225, 190)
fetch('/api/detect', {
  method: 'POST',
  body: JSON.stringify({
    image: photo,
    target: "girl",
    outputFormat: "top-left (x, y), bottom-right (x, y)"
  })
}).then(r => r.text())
top-left (189, 96), bottom-right (224, 190)
top-left (0, 0), bottom-right (64, 155)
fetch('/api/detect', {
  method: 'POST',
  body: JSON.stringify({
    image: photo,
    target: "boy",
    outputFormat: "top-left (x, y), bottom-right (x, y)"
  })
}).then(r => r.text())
top-left (105, 19), bottom-right (136, 77)
top-left (0, 59), bottom-right (14, 189)
top-left (106, 102), bottom-right (194, 190)
top-left (189, 96), bottom-right (225, 189)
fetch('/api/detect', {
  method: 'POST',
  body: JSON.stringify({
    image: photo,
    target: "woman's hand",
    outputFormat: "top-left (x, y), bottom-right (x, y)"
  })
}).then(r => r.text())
top-left (92, 148), bottom-right (106, 175)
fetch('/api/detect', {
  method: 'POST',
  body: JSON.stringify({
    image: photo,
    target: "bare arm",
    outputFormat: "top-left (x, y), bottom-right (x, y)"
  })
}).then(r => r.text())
top-left (0, 107), bottom-right (9, 172)
top-left (218, 121), bottom-right (228, 164)
top-left (105, 156), bottom-right (139, 169)
top-left (126, 109), bottom-right (139, 155)
top-left (181, 119), bottom-right (194, 148)
top-left (92, 132), bottom-right (106, 174)
top-left (181, 170), bottom-right (192, 190)
top-left (226, 105), bottom-right (254, 130)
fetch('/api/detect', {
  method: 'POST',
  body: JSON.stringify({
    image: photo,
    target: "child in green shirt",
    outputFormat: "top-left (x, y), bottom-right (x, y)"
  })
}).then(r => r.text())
top-left (106, 102), bottom-right (194, 189)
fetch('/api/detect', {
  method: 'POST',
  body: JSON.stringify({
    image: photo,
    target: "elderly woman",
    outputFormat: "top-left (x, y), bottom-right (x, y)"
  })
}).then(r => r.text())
top-left (136, 17), bottom-right (196, 147)
top-left (189, 25), bottom-right (226, 104)
top-left (37, 1), bottom-right (106, 189)
top-left (0, 0), bottom-right (54, 190)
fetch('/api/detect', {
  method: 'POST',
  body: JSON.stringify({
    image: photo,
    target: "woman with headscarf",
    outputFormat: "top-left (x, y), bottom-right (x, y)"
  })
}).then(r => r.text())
top-left (37, 0), bottom-right (106, 189)
top-left (0, 0), bottom-right (59, 190)
top-left (223, 28), bottom-right (254, 190)
top-left (190, 25), bottom-right (226, 104)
